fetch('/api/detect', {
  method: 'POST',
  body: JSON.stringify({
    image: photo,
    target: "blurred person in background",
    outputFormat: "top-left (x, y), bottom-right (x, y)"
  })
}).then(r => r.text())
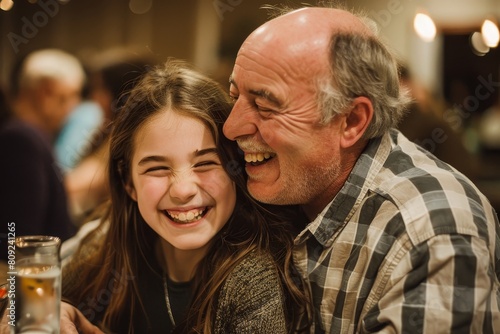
top-left (397, 64), bottom-right (480, 181)
top-left (475, 91), bottom-right (500, 212)
top-left (54, 64), bottom-right (105, 174)
top-left (8, 49), bottom-right (105, 179)
top-left (478, 92), bottom-right (500, 158)
top-left (8, 48), bottom-right (85, 144)
top-left (0, 83), bottom-right (76, 264)
top-left (64, 49), bottom-right (156, 224)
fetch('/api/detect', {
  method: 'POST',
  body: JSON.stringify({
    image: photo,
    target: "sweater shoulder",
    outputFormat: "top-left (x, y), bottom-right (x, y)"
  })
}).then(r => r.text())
top-left (221, 249), bottom-right (281, 296)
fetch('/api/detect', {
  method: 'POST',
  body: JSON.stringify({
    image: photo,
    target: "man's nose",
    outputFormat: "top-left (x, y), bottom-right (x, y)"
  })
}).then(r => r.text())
top-left (223, 99), bottom-right (258, 140)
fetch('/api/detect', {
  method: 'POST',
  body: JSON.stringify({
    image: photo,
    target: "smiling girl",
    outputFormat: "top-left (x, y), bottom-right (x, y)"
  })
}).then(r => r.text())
top-left (60, 59), bottom-right (309, 333)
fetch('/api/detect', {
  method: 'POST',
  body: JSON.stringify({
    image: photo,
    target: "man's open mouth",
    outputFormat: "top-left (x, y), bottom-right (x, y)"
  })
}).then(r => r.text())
top-left (244, 152), bottom-right (276, 166)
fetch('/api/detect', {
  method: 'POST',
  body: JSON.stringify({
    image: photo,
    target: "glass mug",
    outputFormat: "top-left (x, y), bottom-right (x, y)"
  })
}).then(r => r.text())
top-left (12, 236), bottom-right (61, 334)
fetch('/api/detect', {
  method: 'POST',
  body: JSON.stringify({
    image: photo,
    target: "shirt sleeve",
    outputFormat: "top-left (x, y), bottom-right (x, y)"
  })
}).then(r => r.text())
top-left (362, 233), bottom-right (499, 333)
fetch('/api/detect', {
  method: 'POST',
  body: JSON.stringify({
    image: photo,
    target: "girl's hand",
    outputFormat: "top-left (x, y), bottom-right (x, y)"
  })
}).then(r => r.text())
top-left (60, 301), bottom-right (104, 334)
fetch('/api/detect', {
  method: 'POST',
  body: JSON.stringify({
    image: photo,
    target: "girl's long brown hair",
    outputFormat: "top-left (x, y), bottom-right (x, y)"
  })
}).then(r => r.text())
top-left (64, 58), bottom-right (310, 333)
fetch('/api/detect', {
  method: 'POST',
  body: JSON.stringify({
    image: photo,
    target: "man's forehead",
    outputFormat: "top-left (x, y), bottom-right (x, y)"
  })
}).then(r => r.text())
top-left (268, 7), bottom-right (372, 34)
top-left (242, 7), bottom-right (373, 56)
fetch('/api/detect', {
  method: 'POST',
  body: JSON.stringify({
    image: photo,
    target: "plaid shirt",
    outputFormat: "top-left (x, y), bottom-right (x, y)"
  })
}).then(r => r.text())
top-left (293, 129), bottom-right (500, 333)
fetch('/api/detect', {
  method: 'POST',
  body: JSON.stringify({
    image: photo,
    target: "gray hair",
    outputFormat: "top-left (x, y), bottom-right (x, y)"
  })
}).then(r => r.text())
top-left (19, 49), bottom-right (85, 91)
top-left (318, 31), bottom-right (411, 139)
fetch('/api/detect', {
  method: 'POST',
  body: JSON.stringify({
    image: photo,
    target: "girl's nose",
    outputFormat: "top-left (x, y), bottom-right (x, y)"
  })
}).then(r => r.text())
top-left (168, 170), bottom-right (198, 202)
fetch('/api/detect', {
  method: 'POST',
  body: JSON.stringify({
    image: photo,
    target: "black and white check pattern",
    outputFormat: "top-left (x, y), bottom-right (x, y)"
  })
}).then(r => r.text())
top-left (293, 129), bottom-right (500, 333)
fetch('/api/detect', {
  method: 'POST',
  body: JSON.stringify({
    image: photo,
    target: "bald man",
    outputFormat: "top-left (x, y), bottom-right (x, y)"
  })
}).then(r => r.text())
top-left (224, 5), bottom-right (500, 334)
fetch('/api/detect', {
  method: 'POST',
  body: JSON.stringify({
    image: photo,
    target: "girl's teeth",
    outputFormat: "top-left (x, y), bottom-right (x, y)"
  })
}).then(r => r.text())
top-left (167, 209), bottom-right (204, 223)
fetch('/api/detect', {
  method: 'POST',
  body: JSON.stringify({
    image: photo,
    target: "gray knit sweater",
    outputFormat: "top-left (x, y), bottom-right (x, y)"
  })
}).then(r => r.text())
top-left (213, 251), bottom-right (287, 333)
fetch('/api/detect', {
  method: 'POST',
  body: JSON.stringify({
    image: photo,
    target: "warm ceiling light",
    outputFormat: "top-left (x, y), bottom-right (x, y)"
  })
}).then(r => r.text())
top-left (481, 19), bottom-right (499, 48)
top-left (471, 32), bottom-right (490, 56)
top-left (129, 0), bottom-right (152, 14)
top-left (414, 13), bottom-right (436, 42)
top-left (0, 0), bottom-right (14, 11)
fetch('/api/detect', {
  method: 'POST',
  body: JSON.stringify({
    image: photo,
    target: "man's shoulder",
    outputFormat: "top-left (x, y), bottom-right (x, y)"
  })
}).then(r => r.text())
top-left (376, 130), bottom-right (482, 203)
top-left (371, 133), bottom-right (495, 244)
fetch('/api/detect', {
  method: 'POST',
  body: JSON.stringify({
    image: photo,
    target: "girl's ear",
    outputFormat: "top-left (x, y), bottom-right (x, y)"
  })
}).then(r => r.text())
top-left (119, 160), bottom-right (137, 201)
top-left (340, 96), bottom-right (373, 148)
top-left (125, 181), bottom-right (137, 201)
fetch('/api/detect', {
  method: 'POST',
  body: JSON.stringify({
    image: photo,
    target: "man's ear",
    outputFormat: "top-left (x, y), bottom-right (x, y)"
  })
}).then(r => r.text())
top-left (340, 96), bottom-right (373, 148)
top-left (125, 181), bottom-right (137, 202)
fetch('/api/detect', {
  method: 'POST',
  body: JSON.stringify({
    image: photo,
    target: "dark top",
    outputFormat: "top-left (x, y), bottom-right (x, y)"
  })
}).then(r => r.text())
top-left (0, 119), bottom-right (76, 261)
top-left (168, 278), bottom-right (193, 328)
top-left (119, 253), bottom-right (193, 334)
top-left (77, 244), bottom-right (192, 334)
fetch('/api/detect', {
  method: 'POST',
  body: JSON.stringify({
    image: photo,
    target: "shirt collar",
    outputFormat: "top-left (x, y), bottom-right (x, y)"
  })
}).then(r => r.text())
top-left (295, 131), bottom-right (394, 247)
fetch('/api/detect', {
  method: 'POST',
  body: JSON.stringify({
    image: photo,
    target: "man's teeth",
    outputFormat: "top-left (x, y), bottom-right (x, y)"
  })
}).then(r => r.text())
top-left (244, 152), bottom-right (272, 163)
top-left (167, 209), bottom-right (204, 223)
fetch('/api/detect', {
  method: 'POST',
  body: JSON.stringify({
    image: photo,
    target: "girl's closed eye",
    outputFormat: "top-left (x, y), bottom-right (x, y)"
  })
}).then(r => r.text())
top-left (194, 160), bottom-right (221, 171)
top-left (143, 165), bottom-right (171, 176)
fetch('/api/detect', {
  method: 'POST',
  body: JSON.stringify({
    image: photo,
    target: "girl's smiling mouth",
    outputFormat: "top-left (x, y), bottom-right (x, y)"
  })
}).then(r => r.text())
top-left (164, 207), bottom-right (209, 223)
